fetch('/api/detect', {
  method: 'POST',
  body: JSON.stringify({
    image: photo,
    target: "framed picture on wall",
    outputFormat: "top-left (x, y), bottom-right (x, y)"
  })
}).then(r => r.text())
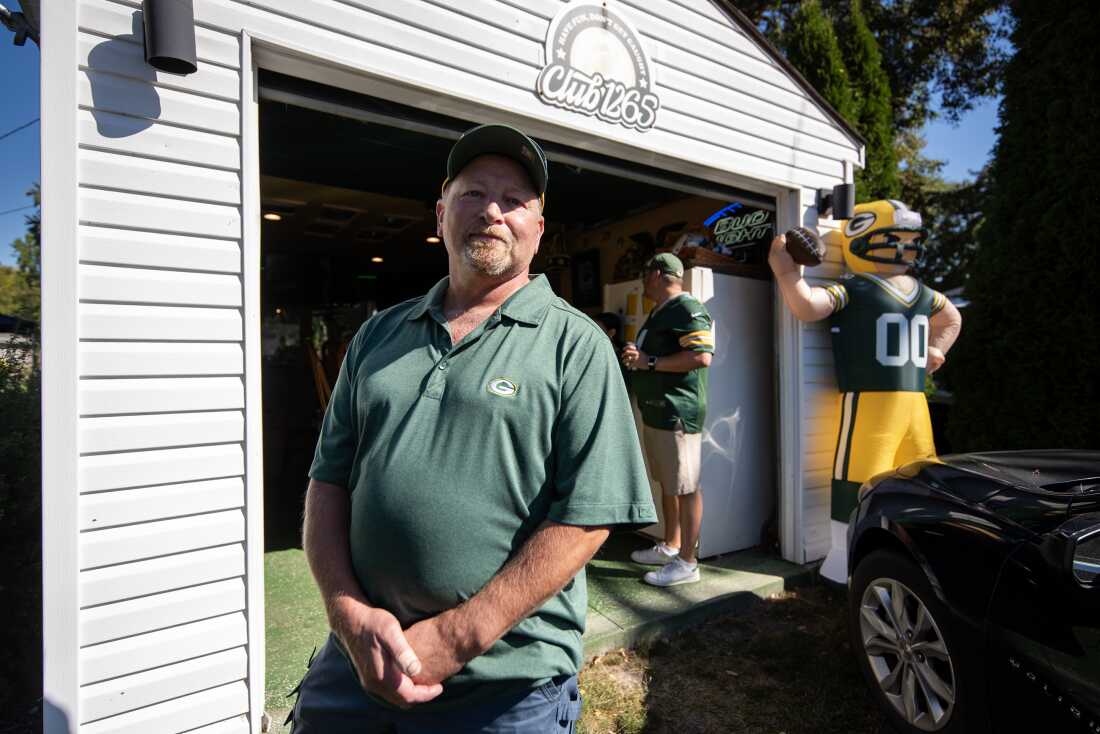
top-left (571, 248), bottom-right (601, 308)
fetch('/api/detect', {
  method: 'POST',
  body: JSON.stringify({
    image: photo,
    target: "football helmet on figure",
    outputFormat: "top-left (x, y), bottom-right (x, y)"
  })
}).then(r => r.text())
top-left (840, 199), bottom-right (926, 274)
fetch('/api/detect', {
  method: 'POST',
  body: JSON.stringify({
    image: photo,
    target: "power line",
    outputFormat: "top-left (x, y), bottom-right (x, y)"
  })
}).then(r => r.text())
top-left (0, 203), bottom-right (34, 215)
top-left (0, 118), bottom-right (39, 142)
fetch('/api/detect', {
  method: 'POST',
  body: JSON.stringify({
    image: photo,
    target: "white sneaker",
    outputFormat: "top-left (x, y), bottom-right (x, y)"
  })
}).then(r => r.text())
top-left (644, 558), bottom-right (700, 587)
top-left (631, 543), bottom-right (679, 565)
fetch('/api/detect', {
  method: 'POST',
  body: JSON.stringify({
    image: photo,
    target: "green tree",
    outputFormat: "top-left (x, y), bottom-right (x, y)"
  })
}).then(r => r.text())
top-left (0, 266), bottom-right (23, 314)
top-left (899, 131), bottom-right (986, 291)
top-left (0, 184), bottom-right (41, 323)
top-left (780, 0), bottom-right (858, 125)
top-left (0, 182), bottom-right (41, 726)
top-left (835, 0), bottom-right (897, 200)
top-left (947, 1), bottom-right (1099, 450)
top-left (743, 0), bottom-right (1010, 130)
top-left (778, 0), bottom-right (862, 131)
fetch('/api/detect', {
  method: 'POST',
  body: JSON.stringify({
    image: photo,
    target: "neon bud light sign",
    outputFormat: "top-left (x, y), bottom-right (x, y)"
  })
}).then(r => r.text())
top-left (536, 2), bottom-right (660, 132)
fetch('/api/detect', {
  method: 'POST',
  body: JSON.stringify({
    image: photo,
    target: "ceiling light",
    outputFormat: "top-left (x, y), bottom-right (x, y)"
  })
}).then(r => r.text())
top-left (371, 256), bottom-right (384, 263)
top-left (426, 236), bottom-right (441, 244)
top-left (263, 213), bottom-right (282, 221)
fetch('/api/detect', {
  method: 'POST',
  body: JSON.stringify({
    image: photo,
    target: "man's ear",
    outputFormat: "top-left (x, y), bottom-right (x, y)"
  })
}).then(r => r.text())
top-left (534, 215), bottom-right (545, 253)
top-left (435, 199), bottom-right (445, 236)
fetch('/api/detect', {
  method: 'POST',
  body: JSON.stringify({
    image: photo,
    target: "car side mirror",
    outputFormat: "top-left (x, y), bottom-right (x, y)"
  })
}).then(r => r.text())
top-left (1072, 526), bottom-right (1100, 585)
top-left (1056, 514), bottom-right (1100, 586)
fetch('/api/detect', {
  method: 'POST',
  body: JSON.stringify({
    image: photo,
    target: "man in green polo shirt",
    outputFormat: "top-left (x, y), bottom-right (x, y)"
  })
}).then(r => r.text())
top-left (621, 253), bottom-right (714, 587)
top-left (289, 124), bottom-right (656, 733)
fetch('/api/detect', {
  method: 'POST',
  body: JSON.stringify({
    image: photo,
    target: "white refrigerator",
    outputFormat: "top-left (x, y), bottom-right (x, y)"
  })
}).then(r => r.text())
top-left (604, 267), bottom-right (776, 557)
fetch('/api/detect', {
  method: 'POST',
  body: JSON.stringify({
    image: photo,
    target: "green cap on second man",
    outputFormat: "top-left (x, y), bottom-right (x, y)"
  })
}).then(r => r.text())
top-left (644, 252), bottom-right (684, 278)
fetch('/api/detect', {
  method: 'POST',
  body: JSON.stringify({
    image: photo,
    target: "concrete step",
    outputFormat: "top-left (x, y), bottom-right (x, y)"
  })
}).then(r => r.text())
top-left (583, 532), bottom-right (815, 659)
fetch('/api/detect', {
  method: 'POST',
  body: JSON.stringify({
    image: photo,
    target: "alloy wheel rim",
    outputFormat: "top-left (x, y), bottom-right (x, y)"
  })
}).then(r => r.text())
top-left (860, 577), bottom-right (957, 731)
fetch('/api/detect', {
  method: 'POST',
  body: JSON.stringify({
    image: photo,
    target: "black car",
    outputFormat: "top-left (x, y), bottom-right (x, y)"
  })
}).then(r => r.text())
top-left (846, 450), bottom-right (1100, 733)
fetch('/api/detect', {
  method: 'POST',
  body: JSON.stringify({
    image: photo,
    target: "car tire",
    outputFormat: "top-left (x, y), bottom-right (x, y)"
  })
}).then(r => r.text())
top-left (849, 549), bottom-right (972, 733)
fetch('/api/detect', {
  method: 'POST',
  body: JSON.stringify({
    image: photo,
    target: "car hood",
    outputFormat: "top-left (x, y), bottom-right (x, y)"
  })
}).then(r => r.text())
top-left (937, 450), bottom-right (1100, 494)
top-left (891, 450), bottom-right (1100, 534)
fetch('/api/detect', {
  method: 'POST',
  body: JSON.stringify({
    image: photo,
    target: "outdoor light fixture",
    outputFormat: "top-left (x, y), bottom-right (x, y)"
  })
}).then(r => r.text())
top-left (370, 256), bottom-right (384, 263)
top-left (425, 236), bottom-right (441, 244)
top-left (263, 213), bottom-right (282, 221)
top-left (142, 0), bottom-right (198, 75)
top-left (816, 183), bottom-right (855, 220)
top-left (1, 0), bottom-right (40, 46)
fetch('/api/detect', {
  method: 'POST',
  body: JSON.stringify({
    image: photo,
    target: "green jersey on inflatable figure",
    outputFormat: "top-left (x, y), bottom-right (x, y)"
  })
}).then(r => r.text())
top-left (767, 200), bottom-right (963, 584)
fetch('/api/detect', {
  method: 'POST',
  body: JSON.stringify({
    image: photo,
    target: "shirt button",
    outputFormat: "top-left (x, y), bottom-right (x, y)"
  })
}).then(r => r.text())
top-left (438, 361), bottom-right (448, 370)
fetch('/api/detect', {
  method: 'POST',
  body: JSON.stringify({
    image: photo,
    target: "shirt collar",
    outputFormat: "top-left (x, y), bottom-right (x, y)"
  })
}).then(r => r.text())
top-left (407, 277), bottom-right (450, 321)
top-left (650, 291), bottom-right (687, 317)
top-left (406, 274), bottom-right (554, 326)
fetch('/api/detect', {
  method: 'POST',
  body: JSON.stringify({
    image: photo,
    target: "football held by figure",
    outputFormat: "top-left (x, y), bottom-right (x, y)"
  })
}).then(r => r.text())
top-left (767, 200), bottom-right (963, 584)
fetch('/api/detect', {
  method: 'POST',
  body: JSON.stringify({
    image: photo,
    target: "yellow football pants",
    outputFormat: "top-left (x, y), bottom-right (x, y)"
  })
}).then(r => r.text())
top-left (831, 390), bottom-right (936, 521)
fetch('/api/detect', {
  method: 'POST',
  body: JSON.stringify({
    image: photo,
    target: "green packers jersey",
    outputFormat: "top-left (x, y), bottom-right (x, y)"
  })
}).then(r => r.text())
top-left (823, 273), bottom-right (947, 393)
top-left (629, 293), bottom-right (714, 433)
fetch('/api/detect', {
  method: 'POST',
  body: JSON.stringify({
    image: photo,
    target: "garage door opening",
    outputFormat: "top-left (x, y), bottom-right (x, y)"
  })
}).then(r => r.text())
top-left (256, 71), bottom-right (778, 553)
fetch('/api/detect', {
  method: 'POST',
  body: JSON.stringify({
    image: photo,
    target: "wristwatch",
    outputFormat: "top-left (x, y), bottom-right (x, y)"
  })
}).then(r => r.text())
top-left (647, 355), bottom-right (657, 371)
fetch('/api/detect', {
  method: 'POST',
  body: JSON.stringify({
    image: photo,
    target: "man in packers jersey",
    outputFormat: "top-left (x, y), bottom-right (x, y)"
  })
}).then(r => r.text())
top-left (621, 253), bottom-right (715, 587)
top-left (768, 200), bottom-right (962, 583)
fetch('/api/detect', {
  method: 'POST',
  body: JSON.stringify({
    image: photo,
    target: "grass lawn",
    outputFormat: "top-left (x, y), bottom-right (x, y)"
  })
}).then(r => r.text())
top-left (264, 549), bottom-right (330, 731)
top-left (264, 550), bottom-right (887, 733)
top-left (576, 585), bottom-right (888, 734)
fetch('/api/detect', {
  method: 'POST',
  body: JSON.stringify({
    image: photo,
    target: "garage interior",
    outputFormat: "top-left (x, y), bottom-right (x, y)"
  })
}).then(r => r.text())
top-left (257, 71), bottom-right (776, 551)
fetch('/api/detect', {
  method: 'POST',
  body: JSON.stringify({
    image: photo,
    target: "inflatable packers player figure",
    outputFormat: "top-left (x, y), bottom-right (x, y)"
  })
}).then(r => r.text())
top-left (768, 200), bottom-right (963, 583)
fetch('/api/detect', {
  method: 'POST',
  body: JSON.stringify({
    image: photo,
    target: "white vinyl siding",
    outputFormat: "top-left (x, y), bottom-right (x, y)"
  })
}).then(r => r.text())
top-left (45, 0), bottom-right (862, 729)
top-left (71, 5), bottom-right (250, 730)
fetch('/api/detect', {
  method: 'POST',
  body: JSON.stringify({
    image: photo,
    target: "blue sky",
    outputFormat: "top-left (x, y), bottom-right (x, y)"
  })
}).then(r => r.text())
top-left (0, 32), bottom-right (999, 266)
top-left (0, 38), bottom-right (40, 267)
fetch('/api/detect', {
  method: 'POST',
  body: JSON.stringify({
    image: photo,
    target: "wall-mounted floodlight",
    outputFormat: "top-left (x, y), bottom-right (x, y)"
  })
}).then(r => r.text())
top-left (143, 0), bottom-right (197, 75)
top-left (816, 183), bottom-right (855, 220)
top-left (0, 1), bottom-right (39, 46)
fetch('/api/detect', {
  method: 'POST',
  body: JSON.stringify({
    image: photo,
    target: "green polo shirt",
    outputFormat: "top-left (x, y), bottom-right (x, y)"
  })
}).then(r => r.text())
top-left (629, 293), bottom-right (714, 433)
top-left (309, 275), bottom-right (656, 708)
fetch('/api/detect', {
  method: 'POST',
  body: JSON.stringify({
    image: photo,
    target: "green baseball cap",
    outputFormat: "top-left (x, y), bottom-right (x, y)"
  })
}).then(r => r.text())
top-left (446, 124), bottom-right (549, 199)
top-left (644, 252), bottom-right (684, 278)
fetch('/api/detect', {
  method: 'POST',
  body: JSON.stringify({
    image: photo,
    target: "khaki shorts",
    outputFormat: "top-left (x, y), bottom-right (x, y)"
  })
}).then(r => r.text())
top-left (641, 423), bottom-right (702, 496)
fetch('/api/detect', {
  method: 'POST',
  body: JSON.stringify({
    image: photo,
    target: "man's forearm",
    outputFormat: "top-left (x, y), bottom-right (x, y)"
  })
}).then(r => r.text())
top-left (651, 350), bottom-right (711, 373)
top-left (302, 479), bottom-right (371, 630)
top-left (439, 521), bottom-right (609, 657)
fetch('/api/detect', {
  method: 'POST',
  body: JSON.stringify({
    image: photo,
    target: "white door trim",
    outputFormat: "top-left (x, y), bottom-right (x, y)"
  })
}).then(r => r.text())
top-left (41, 0), bottom-right (83, 729)
top-left (774, 188), bottom-right (805, 563)
top-left (240, 31), bottom-right (267, 733)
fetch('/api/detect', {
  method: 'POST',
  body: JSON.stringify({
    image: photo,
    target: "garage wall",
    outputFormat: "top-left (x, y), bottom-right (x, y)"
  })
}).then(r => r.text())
top-left (69, 2), bottom-right (252, 733)
top-left (46, 0), bottom-right (862, 730)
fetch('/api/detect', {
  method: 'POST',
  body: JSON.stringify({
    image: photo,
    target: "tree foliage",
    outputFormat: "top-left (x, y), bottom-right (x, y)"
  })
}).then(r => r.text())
top-left (0, 183), bottom-right (41, 728)
top-left (780, 0), bottom-right (858, 125)
top-left (741, 0), bottom-right (1011, 130)
top-left (947, 1), bottom-right (1100, 450)
top-left (0, 184), bottom-right (41, 323)
top-left (899, 131), bottom-right (986, 291)
top-left (835, 0), bottom-right (898, 200)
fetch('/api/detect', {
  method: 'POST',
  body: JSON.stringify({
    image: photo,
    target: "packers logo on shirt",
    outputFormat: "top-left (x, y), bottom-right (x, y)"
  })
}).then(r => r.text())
top-left (487, 377), bottom-right (519, 398)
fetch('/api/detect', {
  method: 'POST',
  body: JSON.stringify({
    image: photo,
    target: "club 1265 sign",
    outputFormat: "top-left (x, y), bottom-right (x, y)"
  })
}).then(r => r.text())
top-left (536, 2), bottom-right (660, 132)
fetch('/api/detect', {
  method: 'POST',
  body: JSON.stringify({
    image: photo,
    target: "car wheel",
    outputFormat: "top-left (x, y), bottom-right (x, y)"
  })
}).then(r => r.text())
top-left (849, 549), bottom-right (966, 733)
